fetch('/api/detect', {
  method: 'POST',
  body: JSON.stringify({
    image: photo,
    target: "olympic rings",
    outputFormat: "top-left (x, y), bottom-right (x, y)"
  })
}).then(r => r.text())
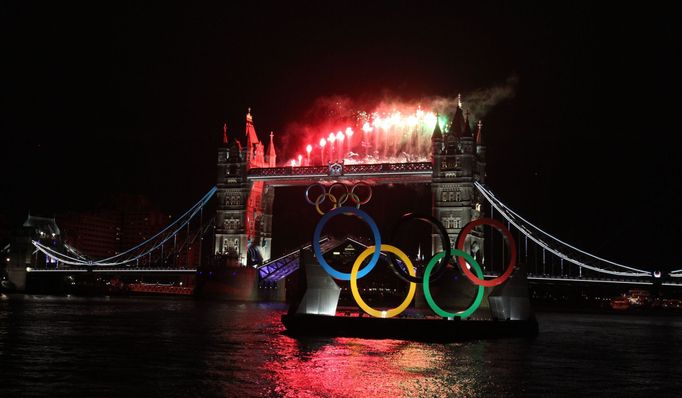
top-left (312, 206), bottom-right (382, 280)
top-left (386, 213), bottom-right (451, 284)
top-left (350, 245), bottom-right (417, 318)
top-left (305, 182), bottom-right (373, 213)
top-left (307, 190), bottom-right (518, 318)
top-left (423, 249), bottom-right (485, 318)
top-left (455, 218), bottom-right (517, 287)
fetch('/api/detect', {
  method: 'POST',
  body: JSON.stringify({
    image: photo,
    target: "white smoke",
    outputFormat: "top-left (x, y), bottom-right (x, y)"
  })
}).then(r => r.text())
top-left (430, 74), bottom-right (518, 122)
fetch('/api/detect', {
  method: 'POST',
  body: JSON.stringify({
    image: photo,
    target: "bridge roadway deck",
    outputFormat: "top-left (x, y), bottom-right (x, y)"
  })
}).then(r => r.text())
top-left (526, 274), bottom-right (682, 287)
top-left (25, 269), bottom-right (682, 287)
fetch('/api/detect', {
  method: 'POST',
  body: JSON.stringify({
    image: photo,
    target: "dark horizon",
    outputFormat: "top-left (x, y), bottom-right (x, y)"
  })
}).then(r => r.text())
top-left (2, 2), bottom-right (680, 268)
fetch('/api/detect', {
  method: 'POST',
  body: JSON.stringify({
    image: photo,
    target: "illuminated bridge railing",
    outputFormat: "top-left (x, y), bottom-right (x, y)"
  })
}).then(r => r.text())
top-left (248, 162), bottom-right (433, 180)
top-left (25, 266), bottom-right (197, 274)
top-left (258, 237), bottom-right (340, 283)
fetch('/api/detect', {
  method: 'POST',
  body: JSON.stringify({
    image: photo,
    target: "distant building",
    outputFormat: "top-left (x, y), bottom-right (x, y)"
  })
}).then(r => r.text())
top-left (57, 211), bottom-right (117, 258)
top-left (57, 194), bottom-right (170, 260)
top-left (111, 194), bottom-right (169, 254)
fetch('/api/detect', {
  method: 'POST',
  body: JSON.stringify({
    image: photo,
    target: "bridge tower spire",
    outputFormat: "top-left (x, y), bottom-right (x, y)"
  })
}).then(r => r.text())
top-left (245, 108), bottom-right (266, 169)
top-left (431, 103), bottom-right (484, 264)
top-left (267, 131), bottom-right (277, 167)
top-left (475, 120), bottom-right (486, 180)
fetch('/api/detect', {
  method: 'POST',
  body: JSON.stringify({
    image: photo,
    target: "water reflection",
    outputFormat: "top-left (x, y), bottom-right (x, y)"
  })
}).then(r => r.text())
top-left (2, 297), bottom-right (682, 397)
top-left (265, 335), bottom-right (474, 397)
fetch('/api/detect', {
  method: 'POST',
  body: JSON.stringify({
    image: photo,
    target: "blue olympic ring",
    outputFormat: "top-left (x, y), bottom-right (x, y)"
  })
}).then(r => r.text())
top-left (312, 206), bottom-right (382, 280)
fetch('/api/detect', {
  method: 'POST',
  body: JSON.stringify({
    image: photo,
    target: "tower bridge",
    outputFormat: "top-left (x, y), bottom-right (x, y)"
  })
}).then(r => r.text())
top-left (14, 104), bottom-right (682, 295)
top-left (216, 106), bottom-right (484, 266)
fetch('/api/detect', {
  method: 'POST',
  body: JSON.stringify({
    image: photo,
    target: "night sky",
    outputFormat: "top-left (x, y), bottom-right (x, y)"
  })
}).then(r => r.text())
top-left (2, 2), bottom-right (680, 269)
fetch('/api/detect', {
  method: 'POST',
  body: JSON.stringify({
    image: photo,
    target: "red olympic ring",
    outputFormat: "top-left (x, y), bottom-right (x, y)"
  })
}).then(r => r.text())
top-left (455, 217), bottom-right (517, 287)
top-left (351, 182), bottom-right (372, 205)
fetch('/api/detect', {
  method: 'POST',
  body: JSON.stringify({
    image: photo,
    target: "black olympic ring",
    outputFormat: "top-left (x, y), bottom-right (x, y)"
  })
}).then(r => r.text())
top-left (328, 183), bottom-right (350, 206)
top-left (385, 213), bottom-right (452, 283)
top-left (305, 183), bottom-right (373, 215)
top-left (305, 183), bottom-right (326, 205)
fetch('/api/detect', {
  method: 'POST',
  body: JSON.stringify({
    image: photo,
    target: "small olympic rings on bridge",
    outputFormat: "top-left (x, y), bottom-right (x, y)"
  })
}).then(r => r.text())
top-left (386, 213), bottom-right (452, 284)
top-left (312, 206), bottom-right (382, 280)
top-left (305, 182), bottom-right (373, 215)
top-left (455, 218), bottom-right (517, 287)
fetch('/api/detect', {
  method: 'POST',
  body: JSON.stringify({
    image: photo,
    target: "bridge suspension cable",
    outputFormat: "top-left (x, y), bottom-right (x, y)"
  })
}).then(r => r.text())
top-left (31, 187), bottom-right (217, 267)
top-left (474, 182), bottom-right (651, 278)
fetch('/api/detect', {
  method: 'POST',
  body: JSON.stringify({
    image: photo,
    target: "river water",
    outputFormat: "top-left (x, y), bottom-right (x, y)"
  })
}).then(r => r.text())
top-left (1, 294), bottom-right (681, 397)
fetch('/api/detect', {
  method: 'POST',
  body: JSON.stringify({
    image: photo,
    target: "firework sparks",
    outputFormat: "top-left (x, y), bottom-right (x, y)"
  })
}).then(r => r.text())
top-left (278, 99), bottom-right (475, 166)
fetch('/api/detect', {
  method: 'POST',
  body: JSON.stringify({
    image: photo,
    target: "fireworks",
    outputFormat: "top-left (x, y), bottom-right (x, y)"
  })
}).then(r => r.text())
top-left (305, 144), bottom-right (312, 166)
top-left (288, 106), bottom-right (448, 166)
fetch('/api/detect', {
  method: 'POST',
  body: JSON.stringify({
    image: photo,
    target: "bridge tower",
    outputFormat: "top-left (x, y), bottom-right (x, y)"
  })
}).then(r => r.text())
top-left (431, 98), bottom-right (486, 263)
top-left (6, 215), bottom-right (62, 291)
top-left (214, 110), bottom-right (275, 266)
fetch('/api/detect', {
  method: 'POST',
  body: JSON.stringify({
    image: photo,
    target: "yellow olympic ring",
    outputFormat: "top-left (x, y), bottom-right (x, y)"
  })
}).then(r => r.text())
top-left (314, 193), bottom-right (338, 215)
top-left (350, 244), bottom-right (417, 318)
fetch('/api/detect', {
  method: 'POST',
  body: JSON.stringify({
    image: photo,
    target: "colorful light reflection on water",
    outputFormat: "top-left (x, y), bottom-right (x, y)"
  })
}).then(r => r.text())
top-left (266, 337), bottom-right (470, 397)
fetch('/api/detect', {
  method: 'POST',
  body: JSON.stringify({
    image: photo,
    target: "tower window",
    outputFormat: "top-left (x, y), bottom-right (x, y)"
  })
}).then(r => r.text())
top-left (443, 217), bottom-right (456, 229)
